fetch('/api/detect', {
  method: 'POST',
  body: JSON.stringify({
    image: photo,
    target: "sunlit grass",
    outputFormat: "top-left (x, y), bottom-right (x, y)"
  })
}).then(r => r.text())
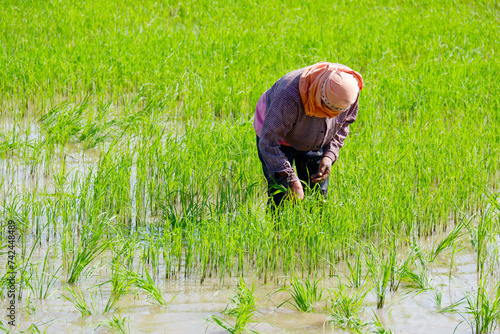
top-left (62, 286), bottom-right (95, 317)
top-left (328, 284), bottom-right (369, 333)
top-left (210, 278), bottom-right (259, 334)
top-left (276, 275), bottom-right (324, 313)
top-left (98, 314), bottom-right (131, 334)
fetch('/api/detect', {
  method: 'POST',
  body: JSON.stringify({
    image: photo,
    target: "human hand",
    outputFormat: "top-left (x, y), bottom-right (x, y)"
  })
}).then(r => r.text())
top-left (287, 180), bottom-right (305, 201)
top-left (311, 157), bottom-right (332, 183)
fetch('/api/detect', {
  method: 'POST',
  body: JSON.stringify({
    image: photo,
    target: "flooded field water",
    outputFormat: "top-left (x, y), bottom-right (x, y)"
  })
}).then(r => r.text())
top-left (1, 111), bottom-right (499, 334)
top-left (0, 219), bottom-right (497, 333)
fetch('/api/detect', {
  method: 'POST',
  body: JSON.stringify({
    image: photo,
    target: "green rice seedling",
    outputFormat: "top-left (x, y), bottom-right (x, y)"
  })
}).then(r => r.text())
top-left (22, 322), bottom-right (54, 334)
top-left (158, 188), bottom-right (209, 230)
top-left (98, 315), bottom-right (130, 334)
top-left (127, 263), bottom-right (171, 306)
top-left (462, 278), bottom-right (500, 334)
top-left (0, 320), bottom-right (13, 334)
top-left (209, 278), bottom-right (259, 334)
top-left (103, 250), bottom-right (135, 313)
top-left (388, 243), bottom-right (414, 293)
top-left (1, 0), bottom-right (500, 330)
top-left (429, 218), bottom-right (467, 263)
top-left (140, 230), bottom-right (162, 280)
top-left (437, 298), bottom-right (465, 314)
top-left (370, 311), bottom-right (393, 334)
top-left (447, 242), bottom-right (461, 279)
top-left (0, 270), bottom-right (14, 299)
top-left (66, 215), bottom-right (108, 284)
top-left (103, 277), bottom-right (132, 313)
top-left (475, 206), bottom-right (496, 275)
top-left (62, 286), bottom-right (95, 317)
top-left (21, 291), bottom-right (36, 316)
top-left (17, 231), bottom-right (42, 301)
top-left (346, 243), bottom-right (365, 288)
top-left (60, 223), bottom-right (73, 269)
top-left (277, 275), bottom-right (324, 313)
top-left (409, 236), bottom-right (430, 269)
top-left (327, 283), bottom-right (369, 333)
top-left (365, 245), bottom-right (392, 309)
top-left (39, 96), bottom-right (117, 148)
top-left (403, 265), bottom-right (433, 292)
top-left (27, 246), bottom-right (61, 299)
top-left (403, 243), bottom-right (431, 294)
top-left (433, 287), bottom-right (444, 310)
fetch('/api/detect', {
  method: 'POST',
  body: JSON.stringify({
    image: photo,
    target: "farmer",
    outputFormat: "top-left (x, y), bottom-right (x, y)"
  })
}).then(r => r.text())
top-left (254, 62), bottom-right (363, 208)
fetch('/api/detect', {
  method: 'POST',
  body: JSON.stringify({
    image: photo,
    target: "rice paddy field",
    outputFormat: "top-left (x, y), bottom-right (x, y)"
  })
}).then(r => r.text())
top-left (0, 0), bottom-right (499, 333)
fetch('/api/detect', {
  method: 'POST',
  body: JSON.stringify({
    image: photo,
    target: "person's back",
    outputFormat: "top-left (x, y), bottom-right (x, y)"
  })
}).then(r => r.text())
top-left (254, 62), bottom-right (363, 208)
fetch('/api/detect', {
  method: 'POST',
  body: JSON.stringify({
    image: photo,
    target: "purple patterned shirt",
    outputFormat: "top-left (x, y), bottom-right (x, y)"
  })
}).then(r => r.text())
top-left (256, 66), bottom-right (359, 184)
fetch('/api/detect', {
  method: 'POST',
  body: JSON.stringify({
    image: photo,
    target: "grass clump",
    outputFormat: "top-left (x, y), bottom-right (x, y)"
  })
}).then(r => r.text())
top-left (276, 275), bottom-right (324, 313)
top-left (428, 219), bottom-right (467, 263)
top-left (210, 278), bottom-right (259, 334)
top-left (66, 216), bottom-right (108, 284)
top-left (26, 246), bottom-right (61, 299)
top-left (462, 279), bottom-right (500, 334)
top-left (62, 286), bottom-right (95, 317)
top-left (346, 243), bottom-right (366, 288)
top-left (370, 311), bottom-right (393, 334)
top-left (103, 259), bottom-right (134, 313)
top-left (328, 284), bottom-right (369, 333)
top-left (98, 314), bottom-right (130, 334)
top-left (127, 264), bottom-right (171, 307)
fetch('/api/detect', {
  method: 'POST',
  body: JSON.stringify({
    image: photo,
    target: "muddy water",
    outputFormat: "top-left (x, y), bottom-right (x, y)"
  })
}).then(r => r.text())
top-left (0, 234), bottom-right (494, 334)
top-left (122, 250), bottom-right (484, 334)
top-left (1, 117), bottom-right (499, 333)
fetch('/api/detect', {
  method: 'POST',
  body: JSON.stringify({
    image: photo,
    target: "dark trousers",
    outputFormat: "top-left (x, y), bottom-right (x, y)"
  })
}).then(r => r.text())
top-left (256, 136), bottom-right (329, 208)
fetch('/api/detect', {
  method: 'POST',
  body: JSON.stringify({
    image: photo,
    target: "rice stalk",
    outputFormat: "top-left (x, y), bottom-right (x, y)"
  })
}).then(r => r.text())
top-left (98, 314), bottom-right (130, 334)
top-left (62, 286), bottom-right (95, 317)
top-left (209, 278), bottom-right (259, 334)
top-left (365, 244), bottom-right (392, 309)
top-left (66, 217), bottom-right (108, 284)
top-left (429, 218), bottom-right (467, 263)
top-left (27, 245), bottom-right (62, 299)
top-left (276, 275), bottom-right (324, 313)
top-left (462, 278), bottom-right (500, 334)
top-left (328, 283), bottom-right (370, 333)
top-left (126, 263), bottom-right (171, 306)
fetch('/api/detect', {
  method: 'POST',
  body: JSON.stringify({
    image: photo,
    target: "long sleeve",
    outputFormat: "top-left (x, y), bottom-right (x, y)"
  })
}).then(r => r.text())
top-left (323, 95), bottom-right (359, 163)
top-left (258, 92), bottom-right (300, 184)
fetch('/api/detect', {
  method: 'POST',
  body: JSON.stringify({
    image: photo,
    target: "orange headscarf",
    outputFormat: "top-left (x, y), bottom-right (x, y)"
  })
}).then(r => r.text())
top-left (299, 62), bottom-right (363, 118)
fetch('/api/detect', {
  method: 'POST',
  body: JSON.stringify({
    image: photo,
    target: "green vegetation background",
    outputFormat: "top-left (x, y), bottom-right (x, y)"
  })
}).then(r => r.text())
top-left (0, 0), bottom-right (499, 276)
